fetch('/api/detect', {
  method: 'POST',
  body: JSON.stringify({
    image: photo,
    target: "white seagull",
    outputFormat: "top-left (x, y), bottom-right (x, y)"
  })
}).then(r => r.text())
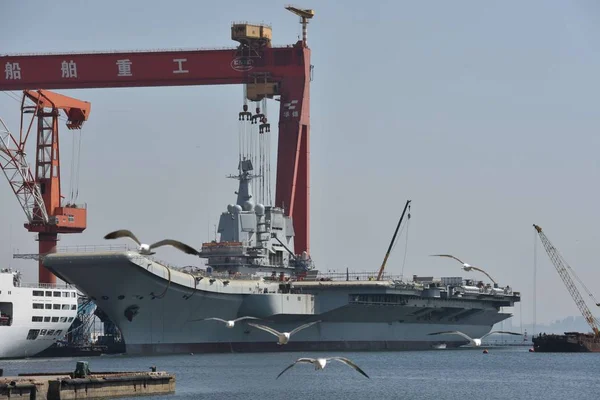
top-left (428, 330), bottom-right (522, 347)
top-left (277, 357), bottom-right (369, 379)
top-left (196, 316), bottom-right (259, 328)
top-left (104, 229), bottom-right (200, 256)
top-left (247, 321), bottom-right (321, 345)
top-left (430, 254), bottom-right (497, 284)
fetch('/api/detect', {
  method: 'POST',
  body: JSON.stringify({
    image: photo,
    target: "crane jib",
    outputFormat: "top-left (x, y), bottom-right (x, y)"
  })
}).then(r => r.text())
top-left (533, 224), bottom-right (600, 337)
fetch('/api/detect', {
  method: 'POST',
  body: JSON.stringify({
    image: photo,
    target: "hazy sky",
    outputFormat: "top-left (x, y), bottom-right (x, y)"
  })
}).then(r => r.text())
top-left (1, 1), bottom-right (599, 326)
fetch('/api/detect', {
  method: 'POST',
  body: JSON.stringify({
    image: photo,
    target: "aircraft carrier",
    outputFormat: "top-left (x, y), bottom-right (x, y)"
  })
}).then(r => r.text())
top-left (43, 157), bottom-right (521, 355)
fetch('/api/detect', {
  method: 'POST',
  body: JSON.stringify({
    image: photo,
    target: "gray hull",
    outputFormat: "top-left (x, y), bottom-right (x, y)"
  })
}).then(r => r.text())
top-left (44, 252), bottom-right (516, 355)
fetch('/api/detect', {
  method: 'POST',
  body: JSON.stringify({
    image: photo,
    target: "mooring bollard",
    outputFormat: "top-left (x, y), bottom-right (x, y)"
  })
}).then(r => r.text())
top-left (74, 361), bottom-right (91, 378)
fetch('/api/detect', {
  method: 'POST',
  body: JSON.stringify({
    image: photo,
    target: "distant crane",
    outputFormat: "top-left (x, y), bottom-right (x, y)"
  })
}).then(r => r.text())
top-left (0, 90), bottom-right (91, 284)
top-left (533, 224), bottom-right (600, 337)
top-left (376, 200), bottom-right (411, 280)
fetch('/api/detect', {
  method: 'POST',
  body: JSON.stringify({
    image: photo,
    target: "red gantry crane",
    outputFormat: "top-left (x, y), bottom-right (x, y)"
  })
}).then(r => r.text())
top-left (0, 6), bottom-right (315, 265)
top-left (0, 90), bottom-right (91, 284)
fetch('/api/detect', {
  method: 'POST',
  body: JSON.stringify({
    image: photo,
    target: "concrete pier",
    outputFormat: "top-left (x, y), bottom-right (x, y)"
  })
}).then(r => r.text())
top-left (0, 363), bottom-right (175, 400)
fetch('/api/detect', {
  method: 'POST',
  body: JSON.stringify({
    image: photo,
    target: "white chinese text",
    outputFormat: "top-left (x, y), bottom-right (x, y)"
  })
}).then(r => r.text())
top-left (4, 62), bottom-right (22, 80)
top-left (116, 59), bottom-right (133, 77)
top-left (173, 58), bottom-right (189, 74)
top-left (61, 60), bottom-right (78, 78)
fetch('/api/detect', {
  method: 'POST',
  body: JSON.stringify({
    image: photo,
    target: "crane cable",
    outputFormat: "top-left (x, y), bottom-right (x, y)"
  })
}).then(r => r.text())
top-left (400, 209), bottom-right (411, 280)
top-left (73, 126), bottom-right (83, 203)
top-left (563, 254), bottom-right (600, 307)
top-left (264, 97), bottom-right (272, 205)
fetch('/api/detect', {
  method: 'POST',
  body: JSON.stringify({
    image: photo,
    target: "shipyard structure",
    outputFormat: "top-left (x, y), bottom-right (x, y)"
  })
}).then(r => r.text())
top-left (2, 7), bottom-right (521, 355)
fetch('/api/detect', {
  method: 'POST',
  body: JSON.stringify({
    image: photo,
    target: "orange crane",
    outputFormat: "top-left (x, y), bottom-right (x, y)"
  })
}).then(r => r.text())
top-left (0, 89), bottom-right (91, 284)
top-left (533, 224), bottom-right (600, 337)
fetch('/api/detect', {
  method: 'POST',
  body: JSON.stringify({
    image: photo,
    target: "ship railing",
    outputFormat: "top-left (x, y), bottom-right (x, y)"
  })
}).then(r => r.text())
top-left (304, 271), bottom-right (406, 282)
top-left (187, 270), bottom-right (263, 281)
top-left (460, 286), bottom-right (516, 297)
top-left (129, 255), bottom-right (193, 272)
top-left (15, 282), bottom-right (76, 289)
top-left (61, 202), bottom-right (87, 209)
top-left (56, 244), bottom-right (135, 253)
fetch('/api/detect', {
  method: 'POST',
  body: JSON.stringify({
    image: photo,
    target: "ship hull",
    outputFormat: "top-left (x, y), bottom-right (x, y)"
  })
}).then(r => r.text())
top-left (44, 252), bottom-right (515, 355)
top-left (533, 333), bottom-right (600, 353)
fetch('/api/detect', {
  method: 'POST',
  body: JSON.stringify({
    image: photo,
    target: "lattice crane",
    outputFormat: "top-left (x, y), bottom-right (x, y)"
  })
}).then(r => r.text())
top-left (0, 6), bottom-right (315, 257)
top-left (533, 224), bottom-right (600, 337)
top-left (0, 90), bottom-right (91, 284)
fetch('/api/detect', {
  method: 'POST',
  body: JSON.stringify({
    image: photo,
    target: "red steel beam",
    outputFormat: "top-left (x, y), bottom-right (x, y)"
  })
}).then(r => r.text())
top-left (0, 47), bottom-right (305, 89)
top-left (1, 43), bottom-right (311, 255)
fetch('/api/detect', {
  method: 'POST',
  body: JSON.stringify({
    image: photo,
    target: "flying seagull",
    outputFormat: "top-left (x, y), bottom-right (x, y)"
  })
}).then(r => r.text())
top-left (277, 357), bottom-right (369, 379)
top-left (104, 229), bottom-right (200, 256)
top-left (247, 321), bottom-right (321, 345)
top-left (430, 254), bottom-right (497, 284)
top-left (194, 316), bottom-right (259, 328)
top-left (428, 330), bottom-right (522, 347)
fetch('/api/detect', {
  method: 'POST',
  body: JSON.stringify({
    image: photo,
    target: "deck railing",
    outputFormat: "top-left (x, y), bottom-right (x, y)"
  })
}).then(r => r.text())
top-left (14, 282), bottom-right (75, 289)
top-left (57, 244), bottom-right (133, 253)
top-left (305, 271), bottom-right (405, 282)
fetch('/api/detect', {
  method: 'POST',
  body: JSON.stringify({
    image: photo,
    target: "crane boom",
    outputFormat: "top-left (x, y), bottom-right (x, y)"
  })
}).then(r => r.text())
top-left (0, 90), bottom-right (91, 284)
top-left (376, 200), bottom-right (411, 280)
top-left (533, 224), bottom-right (600, 337)
top-left (0, 118), bottom-right (49, 224)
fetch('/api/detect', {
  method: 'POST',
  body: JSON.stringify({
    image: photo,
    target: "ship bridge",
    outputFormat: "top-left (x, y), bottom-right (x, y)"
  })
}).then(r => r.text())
top-left (199, 159), bottom-right (313, 276)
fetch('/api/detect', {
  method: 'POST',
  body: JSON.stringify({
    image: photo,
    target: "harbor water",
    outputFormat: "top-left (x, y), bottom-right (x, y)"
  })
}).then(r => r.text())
top-left (2, 347), bottom-right (599, 400)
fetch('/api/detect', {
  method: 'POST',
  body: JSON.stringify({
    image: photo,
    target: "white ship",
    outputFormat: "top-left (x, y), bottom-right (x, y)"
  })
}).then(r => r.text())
top-left (0, 268), bottom-right (78, 359)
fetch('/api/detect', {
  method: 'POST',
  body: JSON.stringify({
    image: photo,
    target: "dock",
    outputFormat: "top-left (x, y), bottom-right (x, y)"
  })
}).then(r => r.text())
top-left (0, 362), bottom-right (175, 400)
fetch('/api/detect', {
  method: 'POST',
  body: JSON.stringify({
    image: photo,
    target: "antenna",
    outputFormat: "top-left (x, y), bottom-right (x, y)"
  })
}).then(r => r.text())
top-left (285, 5), bottom-right (315, 47)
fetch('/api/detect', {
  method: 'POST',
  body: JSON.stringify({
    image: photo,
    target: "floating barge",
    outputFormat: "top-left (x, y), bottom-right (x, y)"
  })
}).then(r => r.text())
top-left (0, 362), bottom-right (175, 400)
top-left (532, 332), bottom-right (600, 353)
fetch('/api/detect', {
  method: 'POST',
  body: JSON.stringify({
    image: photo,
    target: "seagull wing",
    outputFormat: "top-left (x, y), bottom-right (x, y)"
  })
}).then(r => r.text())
top-left (480, 331), bottom-right (523, 340)
top-left (149, 239), bottom-right (200, 255)
top-left (428, 330), bottom-right (475, 343)
top-left (289, 320), bottom-right (321, 336)
top-left (468, 266), bottom-right (497, 284)
top-left (202, 317), bottom-right (228, 323)
top-left (247, 322), bottom-right (283, 338)
top-left (328, 357), bottom-right (370, 379)
top-left (430, 254), bottom-right (465, 265)
top-left (276, 358), bottom-right (315, 379)
top-left (233, 316), bottom-right (259, 323)
top-left (104, 230), bottom-right (141, 246)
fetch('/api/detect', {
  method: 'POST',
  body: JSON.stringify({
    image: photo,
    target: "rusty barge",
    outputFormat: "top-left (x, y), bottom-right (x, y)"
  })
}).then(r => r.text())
top-left (533, 332), bottom-right (600, 353)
